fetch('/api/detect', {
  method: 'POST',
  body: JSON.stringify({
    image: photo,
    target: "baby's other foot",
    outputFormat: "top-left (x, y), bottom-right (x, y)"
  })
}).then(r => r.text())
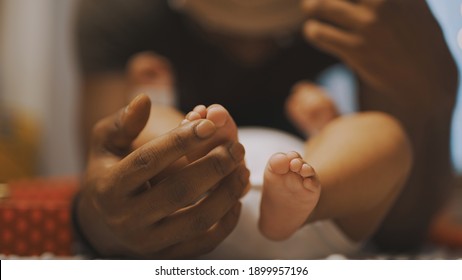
top-left (259, 151), bottom-right (321, 241)
top-left (286, 82), bottom-right (339, 136)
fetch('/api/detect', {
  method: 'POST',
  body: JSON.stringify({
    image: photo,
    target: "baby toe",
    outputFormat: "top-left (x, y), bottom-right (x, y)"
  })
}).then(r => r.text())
top-left (193, 105), bottom-right (207, 118)
top-left (289, 158), bottom-right (304, 173)
top-left (300, 163), bottom-right (315, 178)
top-left (268, 153), bottom-right (291, 175)
top-left (186, 111), bottom-right (202, 121)
top-left (207, 105), bottom-right (228, 127)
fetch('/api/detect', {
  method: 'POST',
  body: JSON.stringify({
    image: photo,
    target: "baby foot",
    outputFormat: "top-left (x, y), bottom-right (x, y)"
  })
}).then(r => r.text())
top-left (286, 82), bottom-right (339, 136)
top-left (183, 104), bottom-right (238, 160)
top-left (184, 104), bottom-right (238, 141)
top-left (259, 151), bottom-right (321, 241)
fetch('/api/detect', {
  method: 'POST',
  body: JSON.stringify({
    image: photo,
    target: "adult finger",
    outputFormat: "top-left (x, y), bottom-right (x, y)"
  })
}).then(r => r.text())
top-left (303, 19), bottom-right (362, 59)
top-left (133, 143), bottom-right (247, 225)
top-left (131, 165), bottom-right (249, 254)
top-left (90, 94), bottom-right (151, 155)
top-left (302, 0), bottom-right (372, 31)
top-left (156, 203), bottom-right (242, 259)
top-left (111, 118), bottom-right (220, 194)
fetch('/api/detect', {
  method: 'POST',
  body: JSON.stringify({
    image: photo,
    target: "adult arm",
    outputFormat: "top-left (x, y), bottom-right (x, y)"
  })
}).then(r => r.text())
top-left (301, 0), bottom-right (459, 251)
top-left (301, 0), bottom-right (458, 119)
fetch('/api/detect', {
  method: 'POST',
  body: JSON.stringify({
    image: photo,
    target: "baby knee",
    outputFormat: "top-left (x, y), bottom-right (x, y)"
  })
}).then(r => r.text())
top-left (361, 112), bottom-right (412, 173)
top-left (327, 111), bottom-right (413, 174)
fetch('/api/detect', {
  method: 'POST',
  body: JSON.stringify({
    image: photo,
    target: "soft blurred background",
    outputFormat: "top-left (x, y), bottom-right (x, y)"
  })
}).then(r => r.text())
top-left (0, 0), bottom-right (461, 177)
top-left (0, 0), bottom-right (79, 178)
top-left (427, 0), bottom-right (462, 177)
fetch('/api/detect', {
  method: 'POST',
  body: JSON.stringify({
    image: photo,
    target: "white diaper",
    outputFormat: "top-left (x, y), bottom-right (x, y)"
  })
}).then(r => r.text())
top-left (203, 127), bottom-right (360, 259)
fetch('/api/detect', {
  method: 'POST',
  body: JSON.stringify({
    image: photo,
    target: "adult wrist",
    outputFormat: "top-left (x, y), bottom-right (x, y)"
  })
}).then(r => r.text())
top-left (71, 191), bottom-right (103, 258)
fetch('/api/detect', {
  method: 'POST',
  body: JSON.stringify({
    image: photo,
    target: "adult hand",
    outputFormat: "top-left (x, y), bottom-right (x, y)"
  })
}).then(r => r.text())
top-left (76, 95), bottom-right (249, 258)
top-left (301, 0), bottom-right (457, 113)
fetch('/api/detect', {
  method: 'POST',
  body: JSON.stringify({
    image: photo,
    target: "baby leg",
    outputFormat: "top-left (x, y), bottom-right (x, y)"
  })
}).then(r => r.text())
top-left (259, 152), bottom-right (321, 241)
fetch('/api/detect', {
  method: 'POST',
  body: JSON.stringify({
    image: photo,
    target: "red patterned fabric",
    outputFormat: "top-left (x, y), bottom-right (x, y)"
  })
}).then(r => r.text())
top-left (0, 178), bottom-right (78, 256)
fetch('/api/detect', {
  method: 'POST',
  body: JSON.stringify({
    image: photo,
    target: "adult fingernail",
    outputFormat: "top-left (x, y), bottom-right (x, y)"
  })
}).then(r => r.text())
top-left (121, 94), bottom-right (148, 125)
top-left (195, 120), bottom-right (216, 139)
top-left (123, 94), bottom-right (144, 120)
top-left (127, 94), bottom-right (145, 110)
top-left (228, 142), bottom-right (245, 162)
